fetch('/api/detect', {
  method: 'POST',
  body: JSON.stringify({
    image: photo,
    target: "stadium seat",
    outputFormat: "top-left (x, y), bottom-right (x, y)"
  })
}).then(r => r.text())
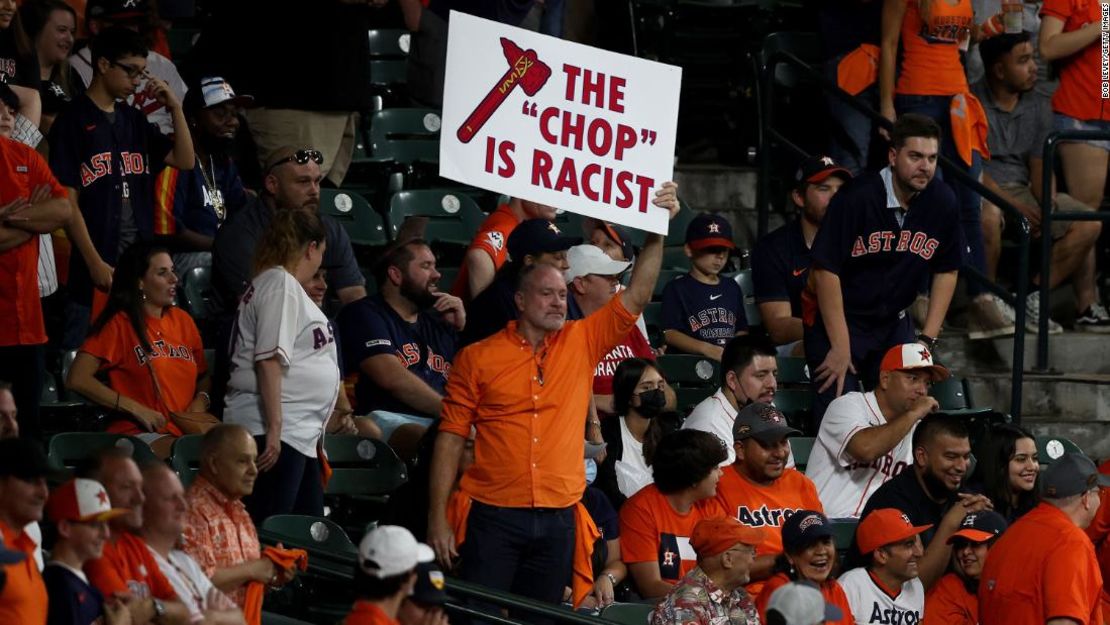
top-left (760, 31), bottom-right (821, 91)
top-left (552, 209), bottom-right (586, 238)
top-left (319, 189), bottom-right (389, 247)
top-left (789, 436), bottom-right (815, 473)
top-left (387, 189), bottom-right (485, 247)
top-left (170, 435), bottom-right (203, 488)
top-left (661, 246), bottom-right (688, 270)
top-left (929, 377), bottom-right (990, 415)
top-left (369, 59), bottom-right (407, 88)
top-left (600, 602), bottom-right (653, 625)
top-left (436, 267), bottom-right (459, 293)
top-left (367, 29), bottom-right (410, 58)
top-left (40, 371), bottom-right (83, 410)
top-left (324, 436), bottom-right (409, 499)
top-left (1036, 435), bottom-right (1083, 465)
top-left (673, 387), bottom-right (716, 414)
top-left (642, 302), bottom-right (664, 348)
top-left (776, 356), bottom-right (809, 385)
top-left (652, 269), bottom-right (686, 300)
top-left (48, 432), bottom-right (159, 470)
top-left (733, 269), bottom-right (762, 327)
top-left (363, 108), bottom-right (441, 166)
top-left (774, 388), bottom-right (813, 432)
top-left (828, 518), bottom-right (858, 558)
top-left (656, 355), bottom-right (720, 388)
top-left (260, 515), bottom-right (358, 558)
top-left (180, 266), bottom-right (212, 320)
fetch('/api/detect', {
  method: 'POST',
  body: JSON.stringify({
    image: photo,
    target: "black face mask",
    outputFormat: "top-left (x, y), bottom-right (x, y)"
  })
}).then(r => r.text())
top-left (635, 388), bottom-right (667, 418)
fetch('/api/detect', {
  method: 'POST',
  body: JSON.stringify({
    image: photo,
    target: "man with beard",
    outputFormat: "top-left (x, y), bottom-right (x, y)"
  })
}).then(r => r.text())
top-left (855, 413), bottom-right (992, 589)
top-left (923, 511), bottom-right (1007, 625)
top-left (152, 76), bottom-right (253, 276)
top-left (338, 238), bottom-right (465, 455)
top-left (805, 114), bottom-right (964, 421)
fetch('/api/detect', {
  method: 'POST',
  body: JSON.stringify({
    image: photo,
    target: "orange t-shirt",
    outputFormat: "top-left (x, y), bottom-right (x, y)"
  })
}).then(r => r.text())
top-left (0, 521), bottom-right (48, 625)
top-left (1042, 0), bottom-right (1110, 121)
top-left (344, 601), bottom-right (400, 625)
top-left (979, 503), bottom-right (1103, 625)
top-left (619, 484), bottom-right (726, 585)
top-left (84, 531), bottom-right (178, 602)
top-left (896, 0), bottom-right (973, 96)
top-left (715, 466), bottom-right (823, 597)
top-left (1086, 459), bottom-right (1110, 619)
top-left (0, 137), bottom-right (67, 347)
top-left (79, 307), bottom-right (207, 436)
top-left (756, 573), bottom-right (853, 625)
top-left (440, 295), bottom-right (637, 509)
top-left (452, 203), bottom-right (519, 299)
top-left (924, 572), bottom-right (978, 625)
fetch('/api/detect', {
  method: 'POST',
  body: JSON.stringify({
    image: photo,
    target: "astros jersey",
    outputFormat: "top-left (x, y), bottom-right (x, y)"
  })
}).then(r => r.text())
top-left (805, 391), bottom-right (915, 518)
top-left (661, 274), bottom-right (747, 351)
top-left (714, 465), bottom-right (823, 597)
top-left (620, 484), bottom-right (726, 585)
top-left (336, 293), bottom-right (458, 418)
top-left (48, 94), bottom-right (173, 305)
top-left (839, 567), bottom-right (924, 625)
top-left (751, 219), bottom-right (811, 318)
top-left (808, 169), bottom-right (964, 325)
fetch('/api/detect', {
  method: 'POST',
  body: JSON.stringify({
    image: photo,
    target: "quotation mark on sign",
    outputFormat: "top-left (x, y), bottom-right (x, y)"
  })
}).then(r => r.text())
top-left (521, 101), bottom-right (540, 117)
top-left (640, 129), bottom-right (657, 145)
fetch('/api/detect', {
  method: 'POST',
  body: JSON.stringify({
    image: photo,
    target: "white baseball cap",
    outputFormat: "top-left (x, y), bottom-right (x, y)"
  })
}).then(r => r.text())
top-left (564, 244), bottom-right (631, 283)
top-left (879, 343), bottom-right (949, 382)
top-left (766, 582), bottom-right (843, 625)
top-left (358, 525), bottom-right (435, 579)
top-left (47, 478), bottom-right (131, 523)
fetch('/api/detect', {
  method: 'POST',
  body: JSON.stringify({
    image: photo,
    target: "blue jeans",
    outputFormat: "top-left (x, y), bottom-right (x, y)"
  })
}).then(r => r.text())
top-left (459, 500), bottom-right (575, 614)
top-left (243, 438), bottom-right (324, 524)
top-left (825, 57), bottom-right (877, 176)
top-left (895, 94), bottom-right (987, 295)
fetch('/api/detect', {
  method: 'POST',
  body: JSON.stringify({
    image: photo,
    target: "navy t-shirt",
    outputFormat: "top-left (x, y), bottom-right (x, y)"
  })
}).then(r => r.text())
top-left (809, 171), bottom-right (965, 323)
top-left (660, 273), bottom-right (747, 351)
top-left (43, 564), bottom-right (105, 625)
top-left (337, 293), bottom-right (458, 418)
top-left (751, 219), bottom-right (811, 318)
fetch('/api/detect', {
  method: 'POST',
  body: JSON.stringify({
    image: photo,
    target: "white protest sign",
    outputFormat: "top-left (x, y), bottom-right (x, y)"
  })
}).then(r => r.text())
top-left (439, 11), bottom-right (682, 235)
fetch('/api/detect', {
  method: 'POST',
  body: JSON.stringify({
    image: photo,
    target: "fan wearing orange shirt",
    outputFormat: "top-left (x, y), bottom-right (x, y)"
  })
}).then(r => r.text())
top-left (1085, 458), bottom-right (1110, 620)
top-left (754, 510), bottom-right (852, 625)
top-left (453, 197), bottom-right (558, 300)
top-left (620, 429), bottom-right (728, 600)
top-left (924, 510), bottom-right (1007, 625)
top-left (715, 402), bottom-right (822, 599)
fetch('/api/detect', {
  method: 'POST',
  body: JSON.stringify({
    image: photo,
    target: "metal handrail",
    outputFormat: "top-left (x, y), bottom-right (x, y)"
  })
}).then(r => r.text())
top-left (1038, 130), bottom-right (1110, 371)
top-left (759, 49), bottom-right (1032, 422)
top-left (445, 577), bottom-right (626, 625)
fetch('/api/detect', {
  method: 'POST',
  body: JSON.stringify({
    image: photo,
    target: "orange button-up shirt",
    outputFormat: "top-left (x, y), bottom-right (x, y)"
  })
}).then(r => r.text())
top-left (0, 520), bottom-right (47, 625)
top-left (182, 475), bottom-right (261, 606)
top-left (440, 294), bottom-right (637, 509)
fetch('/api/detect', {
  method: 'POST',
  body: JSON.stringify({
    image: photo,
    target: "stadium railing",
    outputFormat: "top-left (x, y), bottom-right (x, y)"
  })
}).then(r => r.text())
top-left (758, 48), bottom-right (1032, 423)
top-left (444, 577), bottom-right (632, 625)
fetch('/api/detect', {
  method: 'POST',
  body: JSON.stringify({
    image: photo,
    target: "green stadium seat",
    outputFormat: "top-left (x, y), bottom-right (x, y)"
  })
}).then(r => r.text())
top-left (360, 108), bottom-right (440, 166)
top-left (789, 436), bottom-right (815, 473)
top-left (652, 269), bottom-right (686, 300)
top-left (387, 190), bottom-right (485, 247)
top-left (674, 387), bottom-right (715, 414)
top-left (828, 518), bottom-right (858, 557)
top-left (774, 388), bottom-right (813, 432)
top-left (661, 246), bottom-right (689, 270)
top-left (929, 377), bottom-right (990, 416)
top-left (260, 515), bottom-right (358, 557)
top-left (656, 355), bottom-right (720, 388)
top-left (1036, 436), bottom-right (1084, 465)
top-left (733, 269), bottom-right (761, 327)
top-left (319, 189), bottom-right (389, 247)
top-left (48, 432), bottom-right (159, 470)
top-left (181, 266), bottom-right (212, 320)
top-left (367, 29), bottom-right (410, 58)
top-left (552, 209), bottom-right (586, 238)
top-left (369, 59), bottom-right (407, 88)
top-left (600, 602), bottom-right (653, 625)
top-left (642, 302), bottom-right (664, 348)
top-left (776, 357), bottom-right (809, 386)
top-left (170, 435), bottom-right (203, 488)
top-left (323, 436), bottom-right (409, 498)
top-left (40, 371), bottom-right (83, 410)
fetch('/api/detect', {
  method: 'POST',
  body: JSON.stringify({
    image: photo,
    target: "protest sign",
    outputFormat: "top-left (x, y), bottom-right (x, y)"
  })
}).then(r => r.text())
top-left (439, 11), bottom-right (682, 235)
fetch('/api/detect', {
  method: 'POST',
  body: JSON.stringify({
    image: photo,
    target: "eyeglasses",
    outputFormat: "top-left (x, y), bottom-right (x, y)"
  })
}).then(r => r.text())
top-left (110, 60), bottom-right (147, 80)
top-left (267, 149), bottom-right (324, 173)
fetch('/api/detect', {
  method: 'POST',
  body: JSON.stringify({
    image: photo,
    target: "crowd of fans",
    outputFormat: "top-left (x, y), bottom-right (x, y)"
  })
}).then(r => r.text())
top-left (2, 1), bottom-right (1110, 625)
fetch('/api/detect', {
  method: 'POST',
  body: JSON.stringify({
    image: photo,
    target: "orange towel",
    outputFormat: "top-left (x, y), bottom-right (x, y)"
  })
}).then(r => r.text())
top-left (949, 92), bottom-right (990, 167)
top-left (836, 44), bottom-right (880, 96)
top-left (318, 439), bottom-right (333, 488)
top-left (446, 490), bottom-right (600, 609)
top-left (242, 547), bottom-right (309, 625)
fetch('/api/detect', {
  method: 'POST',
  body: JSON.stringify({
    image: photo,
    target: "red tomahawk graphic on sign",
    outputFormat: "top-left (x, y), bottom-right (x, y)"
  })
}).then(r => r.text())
top-left (456, 37), bottom-right (552, 144)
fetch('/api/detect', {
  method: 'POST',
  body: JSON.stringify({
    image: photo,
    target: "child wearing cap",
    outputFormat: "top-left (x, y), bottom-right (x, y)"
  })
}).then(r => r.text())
top-left (348, 525), bottom-right (435, 625)
top-left (838, 509), bottom-right (929, 625)
top-left (661, 213), bottom-right (747, 360)
top-left (755, 510), bottom-right (852, 625)
top-left (923, 511), bottom-right (1007, 625)
top-left (43, 478), bottom-right (131, 625)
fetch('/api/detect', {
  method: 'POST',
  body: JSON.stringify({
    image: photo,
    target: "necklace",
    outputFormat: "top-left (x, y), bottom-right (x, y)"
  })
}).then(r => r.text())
top-left (197, 155), bottom-right (226, 223)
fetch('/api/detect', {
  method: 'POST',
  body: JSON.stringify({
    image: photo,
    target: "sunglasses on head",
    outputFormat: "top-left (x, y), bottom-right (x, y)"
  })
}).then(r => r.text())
top-left (267, 149), bottom-right (324, 173)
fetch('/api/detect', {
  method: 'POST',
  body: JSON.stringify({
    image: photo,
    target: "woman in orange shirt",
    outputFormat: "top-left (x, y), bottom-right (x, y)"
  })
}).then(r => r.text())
top-left (755, 510), bottom-right (852, 625)
top-left (67, 241), bottom-right (209, 441)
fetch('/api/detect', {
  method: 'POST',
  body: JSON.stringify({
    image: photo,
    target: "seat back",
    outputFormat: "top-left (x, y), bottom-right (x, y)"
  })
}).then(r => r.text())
top-left (170, 435), bottom-right (204, 488)
top-left (320, 189), bottom-right (389, 247)
top-left (259, 514), bottom-right (358, 558)
top-left (733, 268), bottom-right (762, 327)
top-left (642, 302), bottom-right (664, 348)
top-left (181, 266), bottom-right (213, 319)
top-left (1036, 435), bottom-right (1084, 465)
top-left (366, 108), bottom-right (441, 165)
top-left (323, 436), bottom-right (409, 496)
top-left (774, 388), bottom-right (813, 432)
top-left (48, 432), bottom-right (159, 470)
top-left (600, 602), bottom-right (654, 625)
top-left (828, 518), bottom-right (858, 559)
top-left (930, 376), bottom-right (971, 411)
top-left (760, 31), bottom-right (821, 90)
top-left (387, 190), bottom-right (485, 246)
top-left (776, 356), bottom-right (809, 386)
top-left (789, 436), bottom-right (815, 473)
top-left (367, 29), bottom-right (410, 58)
top-left (656, 355), bottom-right (720, 388)
top-left (652, 269), bottom-right (686, 299)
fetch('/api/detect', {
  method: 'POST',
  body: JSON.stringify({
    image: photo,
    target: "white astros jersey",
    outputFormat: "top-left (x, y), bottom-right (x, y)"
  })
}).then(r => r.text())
top-left (805, 391), bottom-right (915, 518)
top-left (838, 567), bottom-right (924, 625)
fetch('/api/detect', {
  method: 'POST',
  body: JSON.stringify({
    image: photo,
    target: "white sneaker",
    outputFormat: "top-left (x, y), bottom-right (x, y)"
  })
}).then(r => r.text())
top-left (1076, 303), bottom-right (1110, 333)
top-left (1025, 291), bottom-right (1063, 334)
top-left (991, 294), bottom-right (1017, 326)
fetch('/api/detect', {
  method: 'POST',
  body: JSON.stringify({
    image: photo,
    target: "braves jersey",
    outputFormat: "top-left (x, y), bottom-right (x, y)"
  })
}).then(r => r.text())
top-left (661, 274), bottom-right (747, 351)
top-left (751, 219), bottom-right (810, 318)
top-left (336, 293), bottom-right (457, 418)
top-left (48, 94), bottom-right (172, 304)
top-left (809, 169), bottom-right (964, 323)
top-left (806, 391), bottom-right (915, 518)
top-left (838, 567), bottom-right (924, 625)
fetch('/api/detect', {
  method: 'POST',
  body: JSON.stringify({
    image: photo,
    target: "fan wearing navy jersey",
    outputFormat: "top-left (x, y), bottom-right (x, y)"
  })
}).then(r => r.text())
top-left (662, 213), bottom-right (747, 361)
top-left (338, 238), bottom-right (464, 456)
top-left (752, 154), bottom-right (851, 357)
top-left (48, 27), bottom-right (193, 348)
top-left (805, 114), bottom-right (963, 420)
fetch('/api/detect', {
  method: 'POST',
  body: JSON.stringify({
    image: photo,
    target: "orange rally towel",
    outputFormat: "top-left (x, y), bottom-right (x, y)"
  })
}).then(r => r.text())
top-left (836, 44), bottom-right (880, 96)
top-left (950, 92), bottom-right (990, 166)
top-left (447, 490), bottom-right (601, 609)
top-left (242, 547), bottom-right (309, 625)
top-left (319, 439), bottom-right (333, 488)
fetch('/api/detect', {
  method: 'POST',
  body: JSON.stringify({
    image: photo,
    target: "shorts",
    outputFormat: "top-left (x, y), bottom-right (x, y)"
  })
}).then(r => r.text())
top-left (997, 182), bottom-right (1092, 240)
top-left (1053, 114), bottom-right (1110, 152)
top-left (369, 410), bottom-right (435, 442)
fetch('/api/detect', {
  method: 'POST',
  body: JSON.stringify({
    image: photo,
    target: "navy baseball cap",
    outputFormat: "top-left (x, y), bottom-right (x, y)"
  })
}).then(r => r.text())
top-left (946, 510), bottom-right (1008, 544)
top-left (795, 155), bottom-right (852, 188)
top-left (685, 213), bottom-right (734, 251)
top-left (0, 438), bottom-right (64, 481)
top-left (410, 561), bottom-right (448, 605)
top-left (732, 402), bottom-right (801, 446)
top-left (781, 510), bottom-right (833, 553)
top-left (87, 0), bottom-right (149, 22)
top-left (508, 219), bottom-right (580, 262)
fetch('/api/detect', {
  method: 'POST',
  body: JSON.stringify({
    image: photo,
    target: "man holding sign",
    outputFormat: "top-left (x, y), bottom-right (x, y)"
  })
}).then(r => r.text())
top-left (428, 183), bottom-right (679, 607)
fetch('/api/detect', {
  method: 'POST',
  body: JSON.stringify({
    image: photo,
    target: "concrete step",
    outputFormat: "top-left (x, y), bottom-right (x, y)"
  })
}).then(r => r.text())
top-left (936, 331), bottom-right (1110, 376)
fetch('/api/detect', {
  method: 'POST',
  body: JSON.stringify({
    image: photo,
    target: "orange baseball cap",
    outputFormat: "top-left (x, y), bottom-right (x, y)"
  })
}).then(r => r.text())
top-left (47, 478), bottom-right (130, 523)
top-left (690, 516), bottom-right (764, 558)
top-left (856, 509), bottom-right (932, 554)
top-left (879, 343), bottom-right (949, 382)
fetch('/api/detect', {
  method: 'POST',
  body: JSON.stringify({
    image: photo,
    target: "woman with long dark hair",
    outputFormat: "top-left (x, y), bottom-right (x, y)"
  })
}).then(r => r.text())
top-left (596, 358), bottom-right (679, 508)
top-left (224, 209), bottom-right (338, 521)
top-left (970, 423), bottom-right (1039, 521)
top-left (18, 0), bottom-right (81, 133)
top-left (67, 241), bottom-right (209, 439)
top-left (755, 510), bottom-right (853, 625)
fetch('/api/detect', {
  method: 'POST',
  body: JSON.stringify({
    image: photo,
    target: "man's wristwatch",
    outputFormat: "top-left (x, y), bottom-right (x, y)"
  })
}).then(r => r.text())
top-left (151, 598), bottom-right (166, 623)
top-left (916, 334), bottom-right (938, 350)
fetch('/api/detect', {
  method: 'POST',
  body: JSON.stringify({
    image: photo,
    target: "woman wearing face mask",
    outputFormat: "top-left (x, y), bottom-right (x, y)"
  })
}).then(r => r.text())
top-left (968, 424), bottom-right (1040, 521)
top-left (754, 510), bottom-right (853, 625)
top-left (922, 510), bottom-right (1007, 625)
top-left (596, 358), bottom-right (680, 509)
